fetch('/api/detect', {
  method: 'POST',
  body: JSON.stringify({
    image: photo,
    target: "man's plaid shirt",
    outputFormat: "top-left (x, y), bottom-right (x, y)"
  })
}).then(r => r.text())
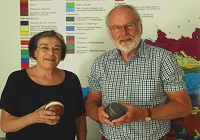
top-left (89, 40), bottom-right (187, 140)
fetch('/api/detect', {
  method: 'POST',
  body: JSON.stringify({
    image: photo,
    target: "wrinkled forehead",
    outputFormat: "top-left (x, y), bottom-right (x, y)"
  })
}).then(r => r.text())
top-left (37, 36), bottom-right (61, 46)
top-left (108, 7), bottom-right (137, 26)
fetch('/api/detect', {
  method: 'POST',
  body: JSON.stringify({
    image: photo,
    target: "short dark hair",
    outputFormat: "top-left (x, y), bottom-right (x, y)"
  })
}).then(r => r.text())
top-left (28, 30), bottom-right (67, 60)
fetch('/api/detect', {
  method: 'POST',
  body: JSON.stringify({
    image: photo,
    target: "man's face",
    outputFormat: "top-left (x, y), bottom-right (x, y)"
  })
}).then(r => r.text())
top-left (108, 7), bottom-right (142, 54)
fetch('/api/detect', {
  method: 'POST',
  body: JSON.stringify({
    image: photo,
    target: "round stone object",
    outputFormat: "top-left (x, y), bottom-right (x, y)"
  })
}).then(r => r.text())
top-left (105, 102), bottom-right (127, 121)
top-left (45, 101), bottom-right (64, 116)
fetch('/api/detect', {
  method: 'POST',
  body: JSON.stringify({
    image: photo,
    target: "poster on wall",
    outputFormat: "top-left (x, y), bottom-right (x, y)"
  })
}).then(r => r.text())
top-left (20, 0), bottom-right (200, 139)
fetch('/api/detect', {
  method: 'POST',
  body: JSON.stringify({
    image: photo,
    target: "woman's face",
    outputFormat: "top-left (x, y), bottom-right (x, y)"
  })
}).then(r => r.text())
top-left (34, 36), bottom-right (62, 70)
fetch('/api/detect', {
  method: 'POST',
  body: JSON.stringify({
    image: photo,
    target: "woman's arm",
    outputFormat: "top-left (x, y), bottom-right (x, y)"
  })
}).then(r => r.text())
top-left (75, 114), bottom-right (87, 140)
top-left (0, 106), bottom-right (60, 133)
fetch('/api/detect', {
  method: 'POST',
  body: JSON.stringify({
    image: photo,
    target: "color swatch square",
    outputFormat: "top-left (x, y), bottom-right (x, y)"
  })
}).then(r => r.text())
top-left (66, 2), bottom-right (75, 12)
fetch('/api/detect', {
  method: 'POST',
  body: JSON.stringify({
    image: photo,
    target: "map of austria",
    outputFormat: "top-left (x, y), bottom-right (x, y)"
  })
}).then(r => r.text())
top-left (145, 28), bottom-right (200, 139)
top-left (175, 51), bottom-right (200, 70)
top-left (184, 73), bottom-right (200, 95)
top-left (144, 28), bottom-right (200, 97)
top-left (145, 28), bottom-right (200, 60)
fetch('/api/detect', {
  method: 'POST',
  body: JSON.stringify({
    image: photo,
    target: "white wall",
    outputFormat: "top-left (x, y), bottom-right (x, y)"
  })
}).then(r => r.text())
top-left (0, 0), bottom-right (20, 137)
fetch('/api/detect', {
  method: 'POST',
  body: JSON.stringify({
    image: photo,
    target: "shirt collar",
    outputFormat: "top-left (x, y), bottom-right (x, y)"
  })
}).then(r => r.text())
top-left (108, 39), bottom-right (150, 60)
top-left (136, 40), bottom-right (150, 58)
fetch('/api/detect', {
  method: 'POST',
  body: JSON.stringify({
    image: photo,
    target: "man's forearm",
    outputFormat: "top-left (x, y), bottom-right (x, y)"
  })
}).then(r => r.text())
top-left (86, 101), bottom-right (100, 121)
top-left (151, 101), bottom-right (191, 120)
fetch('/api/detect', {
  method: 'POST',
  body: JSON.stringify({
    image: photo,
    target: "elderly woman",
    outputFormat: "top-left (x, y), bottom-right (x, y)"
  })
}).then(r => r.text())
top-left (0, 30), bottom-right (87, 140)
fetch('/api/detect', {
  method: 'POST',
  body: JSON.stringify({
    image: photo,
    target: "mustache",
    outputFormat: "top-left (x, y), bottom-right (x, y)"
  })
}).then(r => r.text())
top-left (118, 36), bottom-right (133, 41)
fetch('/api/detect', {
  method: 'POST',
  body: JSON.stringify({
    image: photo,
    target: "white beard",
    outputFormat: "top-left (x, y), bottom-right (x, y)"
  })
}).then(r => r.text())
top-left (110, 26), bottom-right (142, 54)
top-left (117, 35), bottom-right (141, 54)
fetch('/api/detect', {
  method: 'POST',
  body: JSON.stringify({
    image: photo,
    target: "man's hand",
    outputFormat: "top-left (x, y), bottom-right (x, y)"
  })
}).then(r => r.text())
top-left (97, 105), bottom-right (114, 126)
top-left (111, 102), bottom-right (146, 126)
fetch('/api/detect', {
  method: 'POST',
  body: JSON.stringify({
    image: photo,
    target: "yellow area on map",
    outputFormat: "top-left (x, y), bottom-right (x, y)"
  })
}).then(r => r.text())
top-left (175, 51), bottom-right (200, 69)
top-left (194, 129), bottom-right (200, 139)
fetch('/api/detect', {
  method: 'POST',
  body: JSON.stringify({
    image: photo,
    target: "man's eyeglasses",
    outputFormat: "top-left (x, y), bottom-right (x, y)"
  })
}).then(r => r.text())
top-left (37, 46), bottom-right (62, 54)
top-left (109, 20), bottom-right (139, 33)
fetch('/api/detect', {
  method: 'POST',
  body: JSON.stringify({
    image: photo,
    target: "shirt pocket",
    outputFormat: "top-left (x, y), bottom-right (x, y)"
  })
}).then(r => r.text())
top-left (100, 75), bottom-right (124, 104)
top-left (130, 78), bottom-right (163, 106)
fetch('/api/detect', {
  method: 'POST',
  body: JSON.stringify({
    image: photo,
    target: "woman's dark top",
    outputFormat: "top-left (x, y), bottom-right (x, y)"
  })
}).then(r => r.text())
top-left (0, 69), bottom-right (85, 140)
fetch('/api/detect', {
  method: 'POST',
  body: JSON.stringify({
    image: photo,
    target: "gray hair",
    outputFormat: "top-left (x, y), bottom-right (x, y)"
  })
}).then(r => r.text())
top-left (106, 4), bottom-right (142, 27)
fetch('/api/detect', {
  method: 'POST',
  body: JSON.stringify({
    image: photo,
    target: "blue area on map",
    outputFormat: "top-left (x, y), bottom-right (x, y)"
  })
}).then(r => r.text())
top-left (82, 87), bottom-right (90, 99)
top-left (184, 73), bottom-right (200, 95)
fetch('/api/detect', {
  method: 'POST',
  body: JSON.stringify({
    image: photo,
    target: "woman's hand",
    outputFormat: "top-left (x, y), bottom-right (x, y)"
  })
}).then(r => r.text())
top-left (30, 105), bottom-right (60, 125)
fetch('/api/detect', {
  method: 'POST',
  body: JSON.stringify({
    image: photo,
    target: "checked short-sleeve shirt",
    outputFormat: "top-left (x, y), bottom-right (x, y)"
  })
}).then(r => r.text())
top-left (89, 40), bottom-right (187, 140)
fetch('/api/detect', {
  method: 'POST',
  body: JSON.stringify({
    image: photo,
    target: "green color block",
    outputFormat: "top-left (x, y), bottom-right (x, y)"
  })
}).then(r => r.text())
top-left (67, 44), bottom-right (75, 50)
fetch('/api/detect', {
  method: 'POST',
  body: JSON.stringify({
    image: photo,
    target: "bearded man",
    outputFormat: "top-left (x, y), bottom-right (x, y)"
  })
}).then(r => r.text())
top-left (86, 4), bottom-right (191, 140)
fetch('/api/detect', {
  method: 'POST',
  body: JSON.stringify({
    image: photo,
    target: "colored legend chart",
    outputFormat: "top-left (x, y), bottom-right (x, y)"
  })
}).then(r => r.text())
top-left (66, 17), bottom-right (75, 22)
top-left (66, 36), bottom-right (75, 54)
top-left (21, 40), bottom-right (29, 46)
top-left (21, 40), bottom-right (29, 69)
top-left (20, 0), bottom-right (29, 69)
top-left (66, 26), bottom-right (75, 31)
top-left (20, 21), bottom-right (29, 36)
top-left (21, 49), bottom-right (29, 69)
top-left (20, 0), bottom-right (28, 16)
top-left (66, 2), bottom-right (75, 12)
top-left (66, 2), bottom-right (75, 54)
